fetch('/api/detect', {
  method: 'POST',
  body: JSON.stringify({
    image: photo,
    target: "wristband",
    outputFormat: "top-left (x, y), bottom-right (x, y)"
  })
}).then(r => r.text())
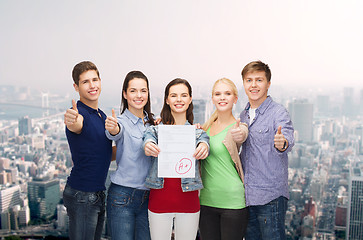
top-left (282, 140), bottom-right (287, 150)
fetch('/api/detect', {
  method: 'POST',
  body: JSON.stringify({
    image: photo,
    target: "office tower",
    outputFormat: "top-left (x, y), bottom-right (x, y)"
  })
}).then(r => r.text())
top-left (10, 206), bottom-right (19, 230)
top-left (343, 87), bottom-right (355, 118)
top-left (316, 95), bottom-right (330, 116)
top-left (192, 99), bottom-right (207, 125)
top-left (18, 116), bottom-right (31, 136)
top-left (335, 204), bottom-right (347, 227)
top-left (28, 178), bottom-right (60, 219)
top-left (57, 204), bottom-right (68, 231)
top-left (0, 130), bottom-right (8, 144)
top-left (346, 167), bottom-right (363, 240)
top-left (288, 99), bottom-right (313, 143)
top-left (0, 158), bottom-right (10, 170)
top-left (31, 134), bottom-right (45, 149)
top-left (18, 206), bottom-right (30, 226)
top-left (360, 89), bottom-right (363, 116)
top-left (356, 126), bottom-right (363, 155)
top-left (302, 197), bottom-right (316, 226)
top-left (1, 212), bottom-right (10, 230)
top-left (301, 215), bottom-right (314, 238)
top-left (0, 185), bottom-right (21, 212)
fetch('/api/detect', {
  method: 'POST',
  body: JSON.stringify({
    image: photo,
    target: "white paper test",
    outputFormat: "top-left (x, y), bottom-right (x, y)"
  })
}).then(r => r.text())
top-left (158, 125), bottom-right (196, 178)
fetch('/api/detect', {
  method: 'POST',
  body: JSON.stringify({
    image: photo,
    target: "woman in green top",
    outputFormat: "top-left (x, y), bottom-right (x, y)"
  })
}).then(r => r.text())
top-left (199, 78), bottom-right (249, 240)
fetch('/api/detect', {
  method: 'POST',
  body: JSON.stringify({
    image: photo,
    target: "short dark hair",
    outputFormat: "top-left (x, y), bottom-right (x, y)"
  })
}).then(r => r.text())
top-left (160, 78), bottom-right (194, 125)
top-left (120, 71), bottom-right (155, 126)
top-left (241, 60), bottom-right (271, 82)
top-left (72, 61), bottom-right (100, 85)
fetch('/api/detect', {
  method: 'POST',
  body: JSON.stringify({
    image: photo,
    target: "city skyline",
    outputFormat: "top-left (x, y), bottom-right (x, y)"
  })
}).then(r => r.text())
top-left (0, 82), bottom-right (363, 238)
top-left (1, 1), bottom-right (363, 238)
top-left (1, 0), bottom-right (363, 106)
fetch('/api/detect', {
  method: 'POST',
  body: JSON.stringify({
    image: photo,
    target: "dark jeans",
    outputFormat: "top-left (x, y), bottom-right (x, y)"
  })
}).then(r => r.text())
top-left (63, 184), bottom-right (106, 240)
top-left (199, 205), bottom-right (249, 240)
top-left (245, 196), bottom-right (288, 240)
top-left (106, 183), bottom-right (151, 240)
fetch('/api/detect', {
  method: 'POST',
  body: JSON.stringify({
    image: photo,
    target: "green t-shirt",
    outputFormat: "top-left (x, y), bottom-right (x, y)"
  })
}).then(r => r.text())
top-left (199, 123), bottom-right (246, 209)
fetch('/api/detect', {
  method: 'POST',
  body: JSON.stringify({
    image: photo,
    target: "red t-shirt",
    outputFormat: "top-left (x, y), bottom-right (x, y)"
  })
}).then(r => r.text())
top-left (148, 178), bottom-right (200, 213)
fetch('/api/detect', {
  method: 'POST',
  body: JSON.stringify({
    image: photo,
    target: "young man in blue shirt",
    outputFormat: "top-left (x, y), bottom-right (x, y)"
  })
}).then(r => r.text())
top-left (63, 61), bottom-right (113, 240)
top-left (239, 60), bottom-right (294, 240)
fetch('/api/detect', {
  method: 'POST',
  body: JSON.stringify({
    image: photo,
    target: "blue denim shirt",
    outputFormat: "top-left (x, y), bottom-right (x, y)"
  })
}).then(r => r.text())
top-left (105, 109), bottom-right (152, 190)
top-left (143, 122), bottom-right (209, 192)
top-left (239, 96), bottom-right (294, 206)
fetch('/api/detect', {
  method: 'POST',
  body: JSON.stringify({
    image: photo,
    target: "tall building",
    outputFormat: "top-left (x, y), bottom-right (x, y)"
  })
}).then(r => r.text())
top-left (1, 211), bottom-right (10, 230)
top-left (28, 178), bottom-right (60, 219)
top-left (18, 206), bottom-right (30, 226)
top-left (346, 166), bottom-right (363, 240)
top-left (0, 185), bottom-right (21, 213)
top-left (360, 89), bottom-right (363, 116)
top-left (288, 99), bottom-right (313, 143)
top-left (343, 87), bottom-right (355, 118)
top-left (18, 116), bottom-right (31, 136)
top-left (316, 95), bottom-right (330, 116)
top-left (57, 204), bottom-right (68, 231)
top-left (192, 99), bottom-right (207, 125)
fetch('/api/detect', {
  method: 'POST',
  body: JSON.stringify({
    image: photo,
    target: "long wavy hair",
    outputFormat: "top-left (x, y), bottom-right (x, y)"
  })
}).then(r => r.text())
top-left (120, 71), bottom-right (155, 125)
top-left (160, 78), bottom-right (194, 125)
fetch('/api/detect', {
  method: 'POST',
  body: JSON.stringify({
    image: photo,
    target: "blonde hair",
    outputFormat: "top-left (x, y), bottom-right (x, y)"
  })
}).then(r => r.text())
top-left (203, 78), bottom-right (238, 131)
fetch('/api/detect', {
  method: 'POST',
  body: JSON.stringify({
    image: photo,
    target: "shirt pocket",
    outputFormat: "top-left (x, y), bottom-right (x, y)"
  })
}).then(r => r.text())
top-left (130, 130), bottom-right (144, 152)
top-left (131, 130), bottom-right (143, 139)
top-left (251, 126), bottom-right (270, 145)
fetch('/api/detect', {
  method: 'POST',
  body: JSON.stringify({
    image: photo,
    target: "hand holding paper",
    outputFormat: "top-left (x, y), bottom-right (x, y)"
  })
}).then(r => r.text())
top-left (194, 142), bottom-right (208, 159)
top-left (145, 142), bottom-right (161, 157)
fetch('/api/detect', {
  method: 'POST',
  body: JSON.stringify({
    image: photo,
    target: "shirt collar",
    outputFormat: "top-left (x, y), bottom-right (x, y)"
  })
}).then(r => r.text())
top-left (124, 108), bottom-right (149, 125)
top-left (244, 96), bottom-right (273, 115)
top-left (77, 100), bottom-right (99, 114)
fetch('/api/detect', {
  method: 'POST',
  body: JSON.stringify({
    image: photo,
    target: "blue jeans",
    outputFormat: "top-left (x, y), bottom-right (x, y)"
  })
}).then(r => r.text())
top-left (245, 196), bottom-right (288, 240)
top-left (63, 184), bottom-right (106, 240)
top-left (106, 183), bottom-right (151, 240)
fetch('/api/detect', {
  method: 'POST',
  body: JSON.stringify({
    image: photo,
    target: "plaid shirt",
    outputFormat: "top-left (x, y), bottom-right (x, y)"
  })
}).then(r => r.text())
top-left (239, 96), bottom-right (294, 206)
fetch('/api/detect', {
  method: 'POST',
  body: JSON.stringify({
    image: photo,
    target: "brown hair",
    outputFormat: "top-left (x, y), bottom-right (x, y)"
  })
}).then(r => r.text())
top-left (121, 71), bottom-right (155, 126)
top-left (72, 61), bottom-right (100, 85)
top-left (160, 78), bottom-right (194, 125)
top-left (241, 60), bottom-right (271, 82)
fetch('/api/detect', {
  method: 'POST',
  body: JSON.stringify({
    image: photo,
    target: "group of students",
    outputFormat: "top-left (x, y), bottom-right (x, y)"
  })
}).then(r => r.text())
top-left (63, 60), bottom-right (294, 240)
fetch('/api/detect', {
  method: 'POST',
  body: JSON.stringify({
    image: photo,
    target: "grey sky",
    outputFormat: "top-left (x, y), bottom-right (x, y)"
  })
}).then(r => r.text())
top-left (1, 0), bottom-right (363, 104)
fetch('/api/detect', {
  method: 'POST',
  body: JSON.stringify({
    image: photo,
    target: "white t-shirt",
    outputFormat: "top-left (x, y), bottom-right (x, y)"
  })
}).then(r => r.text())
top-left (249, 108), bottom-right (256, 125)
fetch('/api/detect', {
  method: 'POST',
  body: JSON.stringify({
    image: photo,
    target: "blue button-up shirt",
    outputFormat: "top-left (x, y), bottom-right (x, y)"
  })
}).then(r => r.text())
top-left (105, 108), bottom-right (152, 190)
top-left (239, 96), bottom-right (294, 206)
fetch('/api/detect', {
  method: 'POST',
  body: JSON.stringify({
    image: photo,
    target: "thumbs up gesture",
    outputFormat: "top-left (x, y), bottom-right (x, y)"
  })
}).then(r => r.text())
top-left (105, 109), bottom-right (120, 135)
top-left (64, 99), bottom-right (83, 133)
top-left (231, 118), bottom-right (248, 144)
top-left (274, 126), bottom-right (288, 151)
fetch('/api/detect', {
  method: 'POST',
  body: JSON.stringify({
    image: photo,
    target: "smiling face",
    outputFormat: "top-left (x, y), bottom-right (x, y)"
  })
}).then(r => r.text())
top-left (212, 82), bottom-right (238, 112)
top-left (73, 70), bottom-right (101, 109)
top-left (123, 78), bottom-right (148, 116)
top-left (243, 71), bottom-right (271, 108)
top-left (166, 83), bottom-right (192, 115)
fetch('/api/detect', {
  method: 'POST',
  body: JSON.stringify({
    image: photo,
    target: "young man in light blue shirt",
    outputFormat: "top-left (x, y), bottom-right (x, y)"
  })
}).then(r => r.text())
top-left (239, 60), bottom-right (295, 240)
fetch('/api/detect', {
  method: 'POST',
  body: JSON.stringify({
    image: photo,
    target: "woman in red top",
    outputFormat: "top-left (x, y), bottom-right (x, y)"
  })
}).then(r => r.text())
top-left (144, 78), bottom-right (209, 240)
